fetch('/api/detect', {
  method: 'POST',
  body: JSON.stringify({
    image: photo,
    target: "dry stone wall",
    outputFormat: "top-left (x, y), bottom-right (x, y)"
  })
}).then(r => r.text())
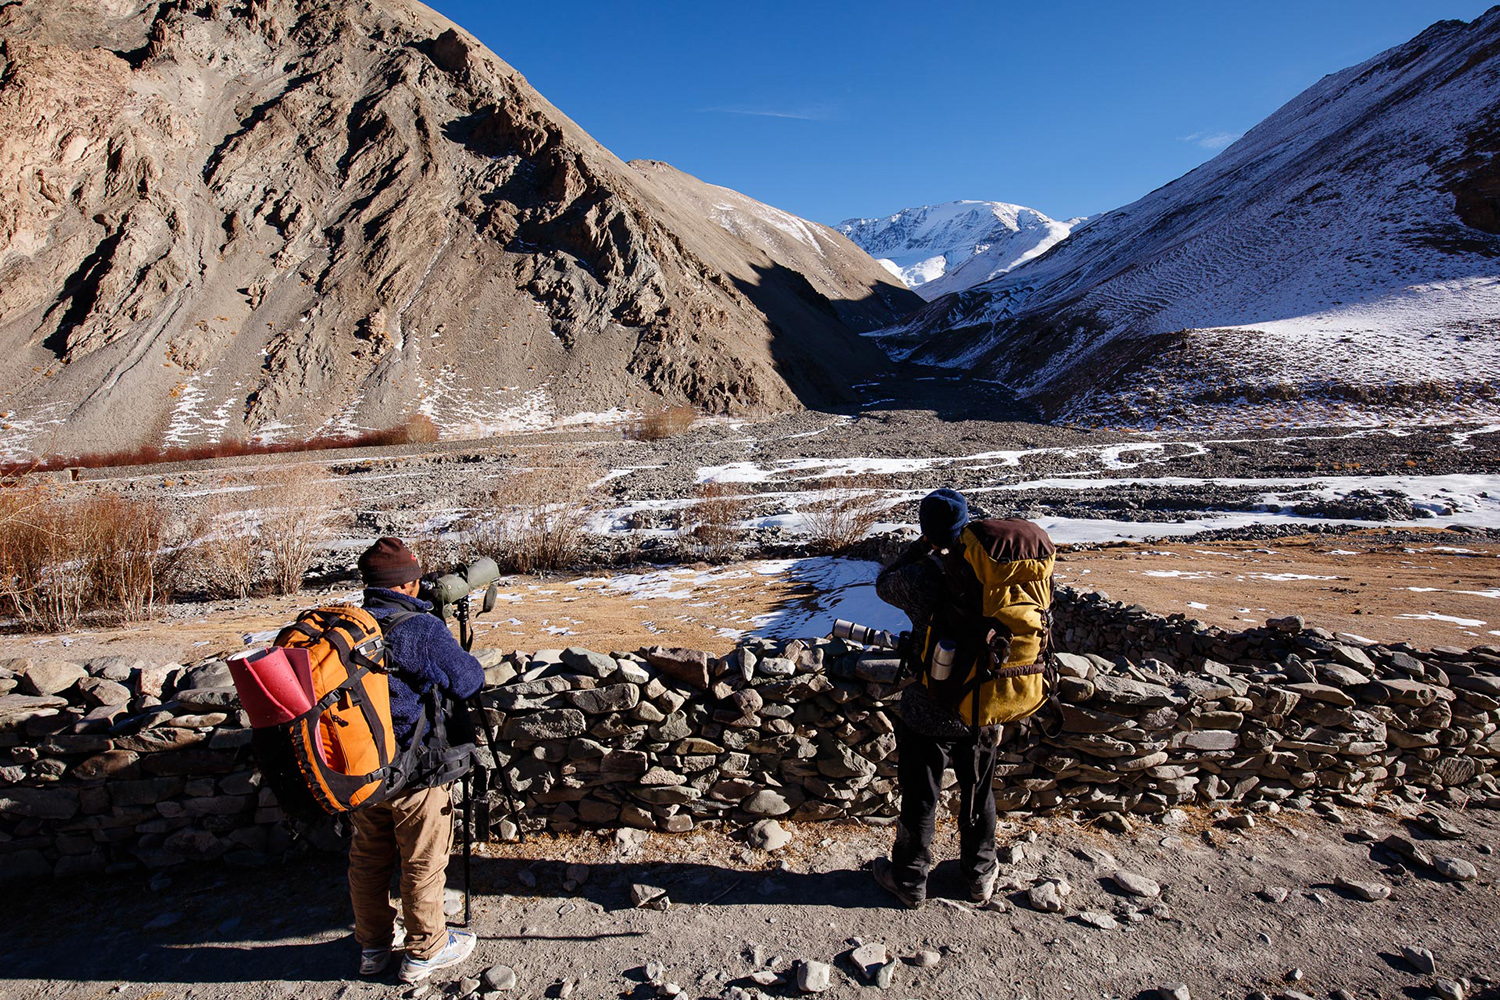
top-left (3, 585), bottom-right (1499, 882)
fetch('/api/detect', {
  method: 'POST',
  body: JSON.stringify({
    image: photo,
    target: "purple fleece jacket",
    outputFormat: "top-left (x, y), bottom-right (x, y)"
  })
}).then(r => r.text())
top-left (362, 588), bottom-right (484, 747)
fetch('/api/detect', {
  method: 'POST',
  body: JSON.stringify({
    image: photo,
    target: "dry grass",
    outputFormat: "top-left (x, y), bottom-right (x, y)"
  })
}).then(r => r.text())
top-left (682, 482), bottom-right (745, 563)
top-left (627, 405), bottom-right (697, 441)
top-left (804, 476), bottom-right (883, 554)
top-left (0, 483), bottom-right (178, 630)
top-left (468, 457), bottom-right (602, 574)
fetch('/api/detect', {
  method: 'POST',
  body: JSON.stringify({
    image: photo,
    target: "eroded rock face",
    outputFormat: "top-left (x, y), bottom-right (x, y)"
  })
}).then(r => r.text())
top-left (0, 0), bottom-right (913, 456)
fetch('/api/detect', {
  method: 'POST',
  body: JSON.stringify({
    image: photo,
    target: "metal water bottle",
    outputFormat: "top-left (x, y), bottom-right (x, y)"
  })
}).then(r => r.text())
top-left (931, 639), bottom-right (957, 681)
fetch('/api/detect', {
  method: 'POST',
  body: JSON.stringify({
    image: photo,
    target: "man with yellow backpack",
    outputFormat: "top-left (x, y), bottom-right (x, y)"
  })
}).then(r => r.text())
top-left (870, 489), bottom-right (1056, 908)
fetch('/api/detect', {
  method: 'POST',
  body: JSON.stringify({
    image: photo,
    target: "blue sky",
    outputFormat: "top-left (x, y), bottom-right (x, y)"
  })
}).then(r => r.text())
top-left (426, 1), bottom-right (1494, 225)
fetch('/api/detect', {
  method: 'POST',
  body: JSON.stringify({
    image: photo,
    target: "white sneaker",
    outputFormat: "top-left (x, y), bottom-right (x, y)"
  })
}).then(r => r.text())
top-left (358, 947), bottom-right (391, 977)
top-left (398, 930), bottom-right (477, 983)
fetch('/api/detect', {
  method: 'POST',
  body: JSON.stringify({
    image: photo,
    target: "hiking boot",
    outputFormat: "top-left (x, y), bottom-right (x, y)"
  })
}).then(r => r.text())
top-left (397, 930), bottom-right (477, 983)
top-left (358, 947), bottom-right (392, 977)
top-left (968, 867), bottom-right (999, 905)
top-left (871, 859), bottom-right (924, 909)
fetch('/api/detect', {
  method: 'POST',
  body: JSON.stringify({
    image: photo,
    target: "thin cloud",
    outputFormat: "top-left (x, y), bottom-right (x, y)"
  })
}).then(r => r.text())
top-left (701, 103), bottom-right (835, 122)
top-left (1181, 130), bottom-right (1243, 151)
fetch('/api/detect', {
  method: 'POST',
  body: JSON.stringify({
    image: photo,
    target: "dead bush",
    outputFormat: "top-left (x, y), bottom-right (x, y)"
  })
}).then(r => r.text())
top-left (408, 532), bottom-right (463, 575)
top-left (627, 405), bottom-right (697, 441)
top-left (468, 458), bottom-right (602, 574)
top-left (682, 481), bottom-right (744, 563)
top-left (188, 480), bottom-right (261, 599)
top-left (257, 466), bottom-right (344, 595)
top-left (804, 476), bottom-right (882, 554)
top-left (87, 495), bottom-right (173, 621)
top-left (395, 413), bottom-right (441, 445)
top-left (0, 484), bottom-right (177, 630)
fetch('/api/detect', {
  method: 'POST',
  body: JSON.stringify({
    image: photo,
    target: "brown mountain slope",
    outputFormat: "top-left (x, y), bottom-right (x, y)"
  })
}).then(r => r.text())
top-left (0, 0), bottom-right (915, 457)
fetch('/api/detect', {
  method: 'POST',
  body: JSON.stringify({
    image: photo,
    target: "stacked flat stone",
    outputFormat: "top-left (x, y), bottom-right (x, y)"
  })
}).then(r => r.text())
top-left (3, 583), bottom-right (1499, 883)
top-left (0, 654), bottom-right (273, 882)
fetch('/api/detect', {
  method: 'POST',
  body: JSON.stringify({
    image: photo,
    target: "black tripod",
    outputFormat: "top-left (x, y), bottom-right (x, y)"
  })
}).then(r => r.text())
top-left (451, 596), bottom-right (527, 925)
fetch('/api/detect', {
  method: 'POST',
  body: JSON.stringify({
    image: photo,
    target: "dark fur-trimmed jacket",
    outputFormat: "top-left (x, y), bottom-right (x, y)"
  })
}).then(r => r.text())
top-left (362, 588), bottom-right (484, 747)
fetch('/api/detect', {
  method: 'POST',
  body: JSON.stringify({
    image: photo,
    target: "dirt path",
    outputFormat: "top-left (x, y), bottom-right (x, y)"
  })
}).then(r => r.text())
top-left (7, 806), bottom-right (1496, 999)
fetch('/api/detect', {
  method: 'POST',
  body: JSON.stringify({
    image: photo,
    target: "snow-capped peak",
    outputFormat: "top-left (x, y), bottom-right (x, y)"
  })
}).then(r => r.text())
top-left (837, 200), bottom-right (1080, 300)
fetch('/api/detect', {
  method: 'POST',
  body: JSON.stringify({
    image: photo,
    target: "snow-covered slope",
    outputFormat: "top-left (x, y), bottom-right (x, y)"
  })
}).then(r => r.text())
top-left (837, 201), bottom-right (1081, 301)
top-left (893, 11), bottom-right (1500, 429)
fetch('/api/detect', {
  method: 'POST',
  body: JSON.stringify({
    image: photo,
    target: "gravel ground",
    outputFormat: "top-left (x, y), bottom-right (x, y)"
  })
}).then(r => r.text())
top-left (7, 804), bottom-right (1497, 1000)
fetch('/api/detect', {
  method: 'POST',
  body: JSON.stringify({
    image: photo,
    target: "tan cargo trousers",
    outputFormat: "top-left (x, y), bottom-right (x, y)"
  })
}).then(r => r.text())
top-left (348, 783), bottom-right (455, 960)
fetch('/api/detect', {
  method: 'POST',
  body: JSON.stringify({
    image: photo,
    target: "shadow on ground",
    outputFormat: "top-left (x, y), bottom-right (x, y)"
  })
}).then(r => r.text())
top-left (4, 852), bottom-right (955, 986)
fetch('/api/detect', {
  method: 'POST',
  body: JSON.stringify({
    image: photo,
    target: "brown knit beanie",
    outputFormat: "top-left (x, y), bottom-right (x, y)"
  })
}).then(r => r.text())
top-left (358, 537), bottom-right (422, 589)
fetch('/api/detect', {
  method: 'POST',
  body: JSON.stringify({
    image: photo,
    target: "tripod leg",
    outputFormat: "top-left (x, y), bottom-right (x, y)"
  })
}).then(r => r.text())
top-left (461, 772), bottom-right (472, 927)
top-left (468, 696), bottom-right (526, 843)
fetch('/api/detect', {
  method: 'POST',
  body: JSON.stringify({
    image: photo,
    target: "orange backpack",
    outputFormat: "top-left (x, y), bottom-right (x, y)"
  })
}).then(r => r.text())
top-left (269, 605), bottom-right (413, 814)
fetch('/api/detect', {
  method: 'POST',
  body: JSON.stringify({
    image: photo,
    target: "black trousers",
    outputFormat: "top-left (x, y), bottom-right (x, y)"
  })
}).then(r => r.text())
top-left (890, 720), bottom-right (1000, 897)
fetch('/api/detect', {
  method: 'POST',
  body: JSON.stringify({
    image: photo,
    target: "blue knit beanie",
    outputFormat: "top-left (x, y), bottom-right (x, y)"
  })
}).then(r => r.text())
top-left (918, 488), bottom-right (969, 549)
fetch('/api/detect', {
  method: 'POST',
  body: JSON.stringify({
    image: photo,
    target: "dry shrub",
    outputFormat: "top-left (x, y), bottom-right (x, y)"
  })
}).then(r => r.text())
top-left (408, 533), bottom-right (462, 575)
top-left (395, 413), bottom-right (441, 445)
top-left (0, 483), bottom-right (175, 630)
top-left (627, 405), bottom-right (697, 441)
top-left (683, 481), bottom-right (744, 563)
top-left (256, 466), bottom-right (343, 595)
top-left (0, 414), bottom-right (446, 478)
top-left (188, 480), bottom-right (261, 599)
top-left (88, 495), bottom-right (173, 621)
top-left (804, 476), bottom-right (882, 554)
top-left (468, 457), bottom-right (601, 574)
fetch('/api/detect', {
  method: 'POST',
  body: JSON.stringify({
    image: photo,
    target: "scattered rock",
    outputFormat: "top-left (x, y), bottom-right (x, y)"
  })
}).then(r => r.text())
top-left (630, 884), bottom-right (670, 910)
top-left (1411, 812), bottom-right (1464, 839)
top-left (1434, 978), bottom-right (1465, 1000)
top-left (1401, 945), bottom-right (1437, 975)
top-left (748, 819), bottom-right (792, 851)
top-left (1434, 857), bottom-right (1477, 882)
top-left (1028, 879), bottom-right (1069, 913)
top-left (1076, 910), bottom-right (1120, 930)
top-left (796, 959), bottom-right (832, 993)
top-left (850, 943), bottom-right (888, 980)
top-left (1156, 985), bottom-right (1190, 1000)
top-left (1111, 870), bottom-right (1161, 899)
top-left (1334, 876), bottom-right (1392, 901)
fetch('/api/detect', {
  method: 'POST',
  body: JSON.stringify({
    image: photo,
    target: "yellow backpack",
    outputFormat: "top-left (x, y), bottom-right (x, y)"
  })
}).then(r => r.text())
top-left (917, 519), bottom-right (1056, 729)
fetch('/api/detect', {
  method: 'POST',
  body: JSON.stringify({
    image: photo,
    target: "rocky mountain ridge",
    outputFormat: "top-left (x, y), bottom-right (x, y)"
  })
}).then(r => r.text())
top-left (887, 10), bottom-right (1500, 428)
top-left (837, 200), bottom-right (1082, 301)
top-left (0, 0), bottom-right (917, 457)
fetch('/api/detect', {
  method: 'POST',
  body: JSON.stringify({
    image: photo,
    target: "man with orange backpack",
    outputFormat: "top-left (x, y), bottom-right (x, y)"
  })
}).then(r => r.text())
top-left (350, 537), bottom-right (485, 982)
top-left (870, 489), bottom-right (1055, 909)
